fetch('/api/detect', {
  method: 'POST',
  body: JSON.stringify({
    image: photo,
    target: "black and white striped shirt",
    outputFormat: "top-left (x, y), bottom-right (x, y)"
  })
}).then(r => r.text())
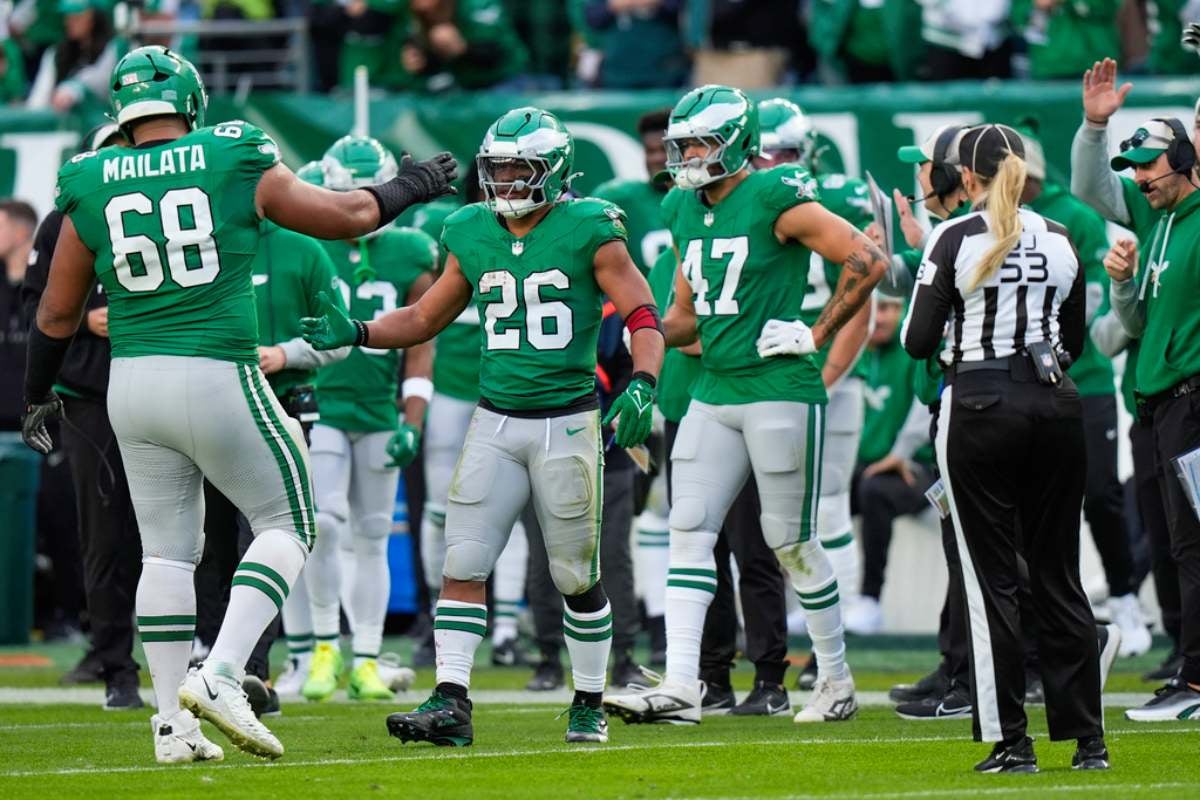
top-left (901, 209), bottom-right (1086, 366)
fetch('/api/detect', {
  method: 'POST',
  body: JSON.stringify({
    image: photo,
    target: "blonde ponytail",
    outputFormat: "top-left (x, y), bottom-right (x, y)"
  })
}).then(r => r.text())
top-left (968, 153), bottom-right (1027, 292)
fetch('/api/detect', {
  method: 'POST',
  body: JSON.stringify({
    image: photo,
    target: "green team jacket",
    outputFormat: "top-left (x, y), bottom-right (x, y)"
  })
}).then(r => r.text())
top-left (1027, 181), bottom-right (1115, 397)
top-left (1111, 179), bottom-right (1200, 397)
top-left (316, 227), bottom-right (437, 432)
top-left (859, 331), bottom-right (935, 467)
top-left (252, 221), bottom-right (343, 397)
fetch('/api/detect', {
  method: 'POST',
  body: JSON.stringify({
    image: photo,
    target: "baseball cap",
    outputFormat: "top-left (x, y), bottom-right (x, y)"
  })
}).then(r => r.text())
top-left (1110, 119), bottom-right (1178, 171)
top-left (897, 124), bottom-right (965, 166)
top-left (958, 124), bottom-right (1025, 178)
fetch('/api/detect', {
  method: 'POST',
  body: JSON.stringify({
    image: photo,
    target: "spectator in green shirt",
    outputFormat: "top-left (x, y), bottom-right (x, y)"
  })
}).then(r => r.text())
top-left (399, 0), bottom-right (531, 91)
top-left (1013, 0), bottom-right (1120, 79)
top-left (808, 0), bottom-right (925, 83)
top-left (581, 0), bottom-right (688, 88)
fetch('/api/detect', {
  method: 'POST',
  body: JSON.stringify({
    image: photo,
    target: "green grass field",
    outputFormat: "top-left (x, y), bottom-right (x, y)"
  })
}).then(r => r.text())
top-left (1, 637), bottom-right (1197, 799)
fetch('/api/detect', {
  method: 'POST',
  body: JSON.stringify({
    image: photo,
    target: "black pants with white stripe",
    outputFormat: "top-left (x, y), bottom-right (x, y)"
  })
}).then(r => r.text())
top-left (937, 371), bottom-right (1102, 743)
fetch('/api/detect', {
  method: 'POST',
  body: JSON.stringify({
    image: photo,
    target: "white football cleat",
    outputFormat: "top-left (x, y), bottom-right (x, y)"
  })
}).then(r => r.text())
top-left (179, 665), bottom-right (284, 759)
top-left (152, 710), bottom-right (224, 764)
top-left (274, 656), bottom-right (309, 698)
top-left (794, 673), bottom-right (858, 723)
top-left (603, 672), bottom-right (701, 725)
top-left (376, 652), bottom-right (416, 692)
top-left (1107, 594), bottom-right (1152, 657)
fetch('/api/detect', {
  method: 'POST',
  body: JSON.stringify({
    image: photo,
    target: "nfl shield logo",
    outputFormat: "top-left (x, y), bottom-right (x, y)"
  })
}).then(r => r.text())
top-left (704, 211), bottom-right (715, 227)
top-left (512, 240), bottom-right (524, 256)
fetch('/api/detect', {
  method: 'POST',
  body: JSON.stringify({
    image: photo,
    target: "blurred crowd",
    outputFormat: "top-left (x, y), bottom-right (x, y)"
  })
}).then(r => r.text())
top-left (0, 0), bottom-right (1198, 108)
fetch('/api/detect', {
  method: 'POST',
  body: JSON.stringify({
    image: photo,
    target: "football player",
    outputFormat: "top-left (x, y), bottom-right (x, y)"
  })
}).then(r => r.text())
top-left (603, 85), bottom-right (887, 725)
top-left (300, 135), bottom-right (439, 703)
top-left (302, 108), bottom-right (664, 745)
top-left (21, 46), bottom-right (456, 763)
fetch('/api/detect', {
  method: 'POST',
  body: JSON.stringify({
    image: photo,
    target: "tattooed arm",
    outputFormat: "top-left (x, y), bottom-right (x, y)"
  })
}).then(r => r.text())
top-left (774, 203), bottom-right (889, 350)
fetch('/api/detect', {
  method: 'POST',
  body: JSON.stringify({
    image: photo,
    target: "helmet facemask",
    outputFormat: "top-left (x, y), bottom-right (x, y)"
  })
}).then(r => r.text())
top-left (477, 153), bottom-right (554, 218)
top-left (664, 132), bottom-right (736, 191)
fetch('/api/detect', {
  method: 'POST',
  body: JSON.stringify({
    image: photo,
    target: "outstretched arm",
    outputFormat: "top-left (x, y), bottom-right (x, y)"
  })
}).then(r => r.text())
top-left (256, 153), bottom-right (458, 241)
top-left (775, 202), bottom-right (888, 350)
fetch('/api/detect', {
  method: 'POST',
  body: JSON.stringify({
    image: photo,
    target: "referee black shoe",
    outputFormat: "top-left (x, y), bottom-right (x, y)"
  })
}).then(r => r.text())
top-left (730, 681), bottom-right (791, 716)
top-left (974, 736), bottom-right (1038, 774)
top-left (895, 681), bottom-right (971, 720)
top-left (700, 682), bottom-right (736, 716)
top-left (889, 662), bottom-right (949, 703)
top-left (1072, 735), bottom-right (1110, 770)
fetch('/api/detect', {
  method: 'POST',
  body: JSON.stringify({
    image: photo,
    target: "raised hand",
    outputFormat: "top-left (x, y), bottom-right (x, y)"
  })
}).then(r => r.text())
top-left (1082, 58), bottom-right (1132, 125)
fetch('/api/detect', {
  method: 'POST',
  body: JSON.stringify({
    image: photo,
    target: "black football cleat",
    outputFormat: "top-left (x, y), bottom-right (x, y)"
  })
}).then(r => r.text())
top-left (387, 691), bottom-right (474, 747)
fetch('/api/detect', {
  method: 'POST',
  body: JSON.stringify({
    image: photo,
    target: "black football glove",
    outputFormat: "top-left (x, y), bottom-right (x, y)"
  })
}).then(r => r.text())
top-left (22, 392), bottom-right (63, 454)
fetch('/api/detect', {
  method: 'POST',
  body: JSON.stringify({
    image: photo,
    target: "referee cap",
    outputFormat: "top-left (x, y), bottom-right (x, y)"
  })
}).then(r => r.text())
top-left (958, 124), bottom-right (1025, 179)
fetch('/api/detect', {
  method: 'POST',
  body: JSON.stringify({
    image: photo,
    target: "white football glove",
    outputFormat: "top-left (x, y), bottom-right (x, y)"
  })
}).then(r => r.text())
top-left (756, 319), bottom-right (816, 358)
top-left (1183, 22), bottom-right (1200, 53)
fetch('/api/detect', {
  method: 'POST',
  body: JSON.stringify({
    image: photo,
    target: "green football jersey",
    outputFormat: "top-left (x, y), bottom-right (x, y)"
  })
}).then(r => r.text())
top-left (648, 246), bottom-right (701, 423)
top-left (55, 121), bottom-right (280, 364)
top-left (316, 227), bottom-right (438, 432)
top-left (252, 221), bottom-right (342, 396)
top-left (799, 173), bottom-right (873, 369)
top-left (662, 164), bottom-right (826, 406)
top-left (441, 198), bottom-right (628, 411)
top-left (401, 198), bottom-right (483, 403)
top-left (591, 178), bottom-right (672, 275)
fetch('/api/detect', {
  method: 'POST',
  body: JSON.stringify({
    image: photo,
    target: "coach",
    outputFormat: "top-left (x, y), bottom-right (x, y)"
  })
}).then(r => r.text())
top-left (1071, 58), bottom-right (1200, 721)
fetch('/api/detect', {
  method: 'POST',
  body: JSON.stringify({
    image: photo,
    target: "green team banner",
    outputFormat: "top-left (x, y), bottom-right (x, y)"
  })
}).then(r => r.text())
top-left (4, 79), bottom-right (1200, 223)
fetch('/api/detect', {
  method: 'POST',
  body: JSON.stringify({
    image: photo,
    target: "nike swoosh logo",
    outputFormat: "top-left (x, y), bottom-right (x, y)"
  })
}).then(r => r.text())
top-left (765, 701), bottom-right (787, 714)
top-left (185, 741), bottom-right (198, 752)
top-left (201, 675), bottom-right (219, 702)
top-left (566, 427), bottom-right (586, 436)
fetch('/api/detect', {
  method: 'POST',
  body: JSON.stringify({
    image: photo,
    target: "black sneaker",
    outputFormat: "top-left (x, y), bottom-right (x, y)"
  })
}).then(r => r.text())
top-left (974, 736), bottom-right (1039, 774)
top-left (102, 676), bottom-right (144, 711)
top-left (895, 682), bottom-right (972, 720)
top-left (491, 638), bottom-right (525, 667)
top-left (889, 662), bottom-right (949, 703)
top-left (61, 656), bottom-right (104, 686)
top-left (730, 681), bottom-right (791, 716)
top-left (1072, 735), bottom-right (1110, 770)
top-left (526, 660), bottom-right (565, 691)
top-left (700, 683), bottom-right (735, 716)
top-left (610, 656), bottom-right (642, 689)
top-left (387, 691), bottom-right (474, 747)
top-left (1024, 676), bottom-right (1045, 705)
top-left (1143, 648), bottom-right (1183, 682)
top-left (795, 655), bottom-right (818, 691)
top-left (242, 675), bottom-right (282, 718)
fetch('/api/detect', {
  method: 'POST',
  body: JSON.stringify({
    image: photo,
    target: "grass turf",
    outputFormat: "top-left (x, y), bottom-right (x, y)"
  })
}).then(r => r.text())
top-left (1, 637), bottom-right (1196, 799)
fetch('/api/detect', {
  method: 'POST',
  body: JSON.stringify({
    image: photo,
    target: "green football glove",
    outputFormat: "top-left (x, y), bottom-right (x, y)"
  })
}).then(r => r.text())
top-left (300, 291), bottom-right (360, 350)
top-left (385, 422), bottom-right (422, 468)
top-left (602, 376), bottom-right (656, 449)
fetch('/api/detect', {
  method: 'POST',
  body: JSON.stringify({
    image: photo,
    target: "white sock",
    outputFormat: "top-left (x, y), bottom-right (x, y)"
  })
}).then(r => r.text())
top-left (208, 530), bottom-right (308, 673)
top-left (491, 521), bottom-right (527, 645)
top-left (421, 504), bottom-right (448, 594)
top-left (820, 531), bottom-right (860, 607)
top-left (777, 538), bottom-right (849, 681)
top-left (350, 529), bottom-right (390, 661)
top-left (137, 557), bottom-right (196, 717)
top-left (434, 598), bottom-right (487, 690)
top-left (281, 569), bottom-right (314, 664)
top-left (307, 508), bottom-right (344, 640)
top-left (563, 601), bottom-right (612, 693)
top-left (635, 511), bottom-right (670, 618)
top-left (664, 530), bottom-right (719, 686)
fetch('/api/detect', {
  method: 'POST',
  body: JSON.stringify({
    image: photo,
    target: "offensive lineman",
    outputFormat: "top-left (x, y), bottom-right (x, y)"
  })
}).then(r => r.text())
top-left (21, 46), bottom-right (457, 762)
top-left (302, 108), bottom-right (664, 745)
top-left (603, 85), bottom-right (888, 725)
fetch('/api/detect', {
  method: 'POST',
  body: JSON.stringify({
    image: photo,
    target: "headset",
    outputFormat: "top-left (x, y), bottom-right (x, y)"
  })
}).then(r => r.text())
top-left (930, 125), bottom-right (966, 200)
top-left (1154, 117), bottom-right (1196, 175)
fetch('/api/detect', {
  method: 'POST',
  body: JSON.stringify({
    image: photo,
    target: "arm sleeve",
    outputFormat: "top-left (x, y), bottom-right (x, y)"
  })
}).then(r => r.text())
top-left (1089, 308), bottom-right (1132, 357)
top-left (1059, 255), bottom-right (1087, 363)
top-left (901, 224), bottom-right (958, 360)
top-left (889, 400), bottom-right (933, 462)
top-left (1109, 276), bottom-right (1145, 338)
top-left (1070, 122), bottom-right (1132, 225)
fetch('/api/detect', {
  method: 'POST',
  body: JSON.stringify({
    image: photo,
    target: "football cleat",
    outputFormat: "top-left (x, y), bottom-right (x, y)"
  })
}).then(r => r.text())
top-left (376, 652), bottom-right (416, 692)
top-left (152, 709), bottom-right (224, 764)
top-left (730, 681), bottom-right (791, 716)
top-left (564, 703), bottom-right (609, 743)
top-left (178, 665), bottom-right (283, 759)
top-left (603, 673), bottom-right (701, 725)
top-left (794, 674), bottom-right (857, 723)
top-left (302, 642), bottom-right (343, 702)
top-left (348, 660), bottom-right (396, 701)
top-left (1072, 735), bottom-right (1110, 770)
top-left (974, 736), bottom-right (1038, 774)
top-left (1125, 676), bottom-right (1200, 721)
top-left (387, 691), bottom-right (474, 747)
top-left (274, 656), bottom-right (309, 698)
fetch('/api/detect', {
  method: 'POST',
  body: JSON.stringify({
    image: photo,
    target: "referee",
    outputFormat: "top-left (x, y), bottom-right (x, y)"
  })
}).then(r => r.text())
top-left (902, 124), bottom-right (1106, 773)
